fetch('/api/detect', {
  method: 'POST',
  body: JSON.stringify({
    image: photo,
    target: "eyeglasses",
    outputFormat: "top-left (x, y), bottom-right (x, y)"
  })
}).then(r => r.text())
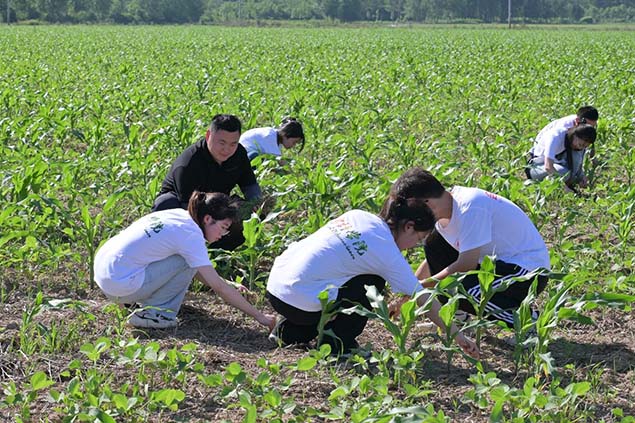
top-left (211, 220), bottom-right (231, 237)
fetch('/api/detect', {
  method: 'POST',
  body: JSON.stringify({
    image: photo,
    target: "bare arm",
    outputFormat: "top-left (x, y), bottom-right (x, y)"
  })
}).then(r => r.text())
top-left (196, 265), bottom-right (275, 330)
top-left (543, 156), bottom-right (556, 174)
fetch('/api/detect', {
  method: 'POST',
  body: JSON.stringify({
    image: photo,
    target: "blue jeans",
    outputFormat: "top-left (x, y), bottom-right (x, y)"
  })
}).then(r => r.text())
top-left (527, 149), bottom-right (586, 186)
top-left (106, 255), bottom-right (196, 318)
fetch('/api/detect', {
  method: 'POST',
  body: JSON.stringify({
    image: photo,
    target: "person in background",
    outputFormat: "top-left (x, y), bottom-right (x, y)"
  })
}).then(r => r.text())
top-left (265, 168), bottom-right (479, 358)
top-left (239, 117), bottom-right (305, 162)
top-left (153, 114), bottom-right (261, 250)
top-left (526, 106), bottom-right (599, 192)
top-left (95, 191), bottom-right (275, 331)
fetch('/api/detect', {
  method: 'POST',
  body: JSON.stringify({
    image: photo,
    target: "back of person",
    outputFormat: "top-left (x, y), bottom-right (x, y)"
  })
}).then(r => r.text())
top-left (448, 187), bottom-right (550, 271)
top-left (94, 208), bottom-right (209, 297)
top-left (239, 127), bottom-right (281, 160)
top-left (531, 115), bottom-right (576, 157)
top-left (267, 209), bottom-right (420, 312)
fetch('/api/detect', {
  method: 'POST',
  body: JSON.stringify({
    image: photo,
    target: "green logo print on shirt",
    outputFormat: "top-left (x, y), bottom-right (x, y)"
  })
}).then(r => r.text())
top-left (143, 216), bottom-right (164, 238)
top-left (329, 218), bottom-right (368, 259)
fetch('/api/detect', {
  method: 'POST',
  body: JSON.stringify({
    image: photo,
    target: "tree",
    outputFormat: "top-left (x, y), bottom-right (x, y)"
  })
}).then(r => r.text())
top-left (36, 0), bottom-right (70, 22)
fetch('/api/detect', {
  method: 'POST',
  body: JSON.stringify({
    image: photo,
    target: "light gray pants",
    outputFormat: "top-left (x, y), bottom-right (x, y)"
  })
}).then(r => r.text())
top-left (107, 255), bottom-right (196, 318)
top-left (527, 149), bottom-right (586, 185)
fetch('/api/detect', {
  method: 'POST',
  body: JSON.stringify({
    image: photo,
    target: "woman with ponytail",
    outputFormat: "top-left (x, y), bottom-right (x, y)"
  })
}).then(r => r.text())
top-left (94, 191), bottom-right (275, 331)
top-left (265, 171), bottom-right (479, 358)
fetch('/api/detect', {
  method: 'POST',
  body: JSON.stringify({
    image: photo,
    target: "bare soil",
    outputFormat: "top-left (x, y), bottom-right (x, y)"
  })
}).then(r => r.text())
top-left (1, 282), bottom-right (634, 422)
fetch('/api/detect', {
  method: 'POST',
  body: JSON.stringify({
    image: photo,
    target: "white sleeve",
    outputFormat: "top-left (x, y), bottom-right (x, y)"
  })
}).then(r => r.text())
top-left (374, 250), bottom-right (422, 296)
top-left (458, 207), bottom-right (491, 252)
top-left (543, 128), bottom-right (566, 160)
top-left (175, 232), bottom-right (212, 269)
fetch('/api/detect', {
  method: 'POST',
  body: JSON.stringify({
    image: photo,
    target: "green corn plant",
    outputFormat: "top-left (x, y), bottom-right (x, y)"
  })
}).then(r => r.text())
top-left (454, 256), bottom-right (518, 350)
top-left (340, 286), bottom-right (437, 385)
top-left (239, 211), bottom-right (282, 290)
top-left (464, 372), bottom-right (591, 422)
top-left (608, 190), bottom-right (635, 262)
top-left (437, 295), bottom-right (463, 370)
top-left (341, 285), bottom-right (430, 355)
top-left (62, 191), bottom-right (125, 288)
top-left (530, 276), bottom-right (584, 381)
top-left (315, 287), bottom-right (342, 351)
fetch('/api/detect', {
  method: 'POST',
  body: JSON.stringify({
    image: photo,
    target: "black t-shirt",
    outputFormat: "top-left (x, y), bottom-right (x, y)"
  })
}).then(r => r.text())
top-left (158, 137), bottom-right (258, 204)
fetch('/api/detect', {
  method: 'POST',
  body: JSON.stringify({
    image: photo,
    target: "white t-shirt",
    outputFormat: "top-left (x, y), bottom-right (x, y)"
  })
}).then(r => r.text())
top-left (531, 114), bottom-right (577, 159)
top-left (266, 210), bottom-right (423, 312)
top-left (94, 209), bottom-right (211, 297)
top-left (239, 127), bottom-right (281, 158)
top-left (436, 187), bottom-right (550, 272)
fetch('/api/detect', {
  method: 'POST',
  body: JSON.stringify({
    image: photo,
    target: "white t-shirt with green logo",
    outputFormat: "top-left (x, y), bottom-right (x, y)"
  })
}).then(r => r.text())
top-left (94, 209), bottom-right (211, 297)
top-left (239, 127), bottom-right (281, 158)
top-left (267, 210), bottom-right (423, 312)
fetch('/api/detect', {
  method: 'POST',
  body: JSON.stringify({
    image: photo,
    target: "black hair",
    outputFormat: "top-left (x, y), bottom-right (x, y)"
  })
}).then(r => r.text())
top-left (379, 196), bottom-right (436, 233)
top-left (389, 167), bottom-right (446, 199)
top-left (577, 106), bottom-right (599, 122)
top-left (187, 191), bottom-right (239, 232)
top-left (567, 124), bottom-right (597, 144)
top-left (277, 117), bottom-right (306, 152)
top-left (379, 167), bottom-right (443, 233)
top-left (210, 114), bottom-right (242, 134)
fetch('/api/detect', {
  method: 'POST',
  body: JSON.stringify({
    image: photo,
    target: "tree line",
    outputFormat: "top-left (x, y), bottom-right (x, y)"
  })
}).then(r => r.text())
top-left (3, 0), bottom-right (635, 24)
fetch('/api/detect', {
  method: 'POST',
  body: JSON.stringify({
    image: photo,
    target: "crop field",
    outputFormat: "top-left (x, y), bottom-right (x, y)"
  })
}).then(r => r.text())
top-left (1, 25), bottom-right (634, 422)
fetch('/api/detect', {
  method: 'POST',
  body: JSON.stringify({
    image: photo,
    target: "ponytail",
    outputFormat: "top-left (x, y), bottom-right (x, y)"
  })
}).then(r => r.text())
top-left (278, 117), bottom-right (305, 152)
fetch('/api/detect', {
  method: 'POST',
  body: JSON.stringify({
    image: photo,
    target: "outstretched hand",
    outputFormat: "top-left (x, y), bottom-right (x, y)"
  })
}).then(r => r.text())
top-left (388, 295), bottom-right (410, 320)
top-left (260, 314), bottom-right (277, 332)
top-left (456, 333), bottom-right (480, 360)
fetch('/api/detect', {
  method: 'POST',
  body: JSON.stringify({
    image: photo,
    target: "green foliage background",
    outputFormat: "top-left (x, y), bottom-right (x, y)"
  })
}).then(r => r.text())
top-left (0, 25), bottom-right (634, 421)
top-left (1, 26), bottom-right (633, 287)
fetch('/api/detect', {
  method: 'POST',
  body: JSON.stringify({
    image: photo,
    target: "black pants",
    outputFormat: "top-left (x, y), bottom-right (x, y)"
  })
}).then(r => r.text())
top-left (424, 230), bottom-right (548, 327)
top-left (267, 274), bottom-right (386, 354)
top-left (152, 191), bottom-right (246, 251)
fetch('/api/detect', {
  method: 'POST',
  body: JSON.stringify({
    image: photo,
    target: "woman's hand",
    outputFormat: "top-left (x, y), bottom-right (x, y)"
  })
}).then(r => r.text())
top-left (456, 332), bottom-right (480, 359)
top-left (259, 314), bottom-right (277, 332)
top-left (388, 295), bottom-right (410, 319)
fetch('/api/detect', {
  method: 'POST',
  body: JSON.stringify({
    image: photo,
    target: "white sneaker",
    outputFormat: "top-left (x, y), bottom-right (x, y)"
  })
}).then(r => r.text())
top-left (128, 309), bottom-right (177, 329)
top-left (268, 316), bottom-right (287, 345)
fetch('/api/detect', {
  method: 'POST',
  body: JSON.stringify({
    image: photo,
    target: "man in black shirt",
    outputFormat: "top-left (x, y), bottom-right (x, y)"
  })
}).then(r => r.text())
top-left (153, 114), bottom-right (262, 250)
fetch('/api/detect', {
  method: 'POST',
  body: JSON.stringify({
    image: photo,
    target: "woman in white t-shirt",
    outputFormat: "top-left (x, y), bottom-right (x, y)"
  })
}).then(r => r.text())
top-left (525, 106), bottom-right (599, 192)
top-left (527, 124), bottom-right (597, 192)
top-left (266, 172), bottom-right (479, 358)
top-left (94, 191), bottom-right (275, 331)
top-left (239, 117), bottom-right (305, 161)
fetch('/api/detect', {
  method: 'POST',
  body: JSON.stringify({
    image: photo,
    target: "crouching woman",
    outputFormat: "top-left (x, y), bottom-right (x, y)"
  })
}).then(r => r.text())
top-left (265, 176), bottom-right (479, 358)
top-left (94, 191), bottom-right (275, 331)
